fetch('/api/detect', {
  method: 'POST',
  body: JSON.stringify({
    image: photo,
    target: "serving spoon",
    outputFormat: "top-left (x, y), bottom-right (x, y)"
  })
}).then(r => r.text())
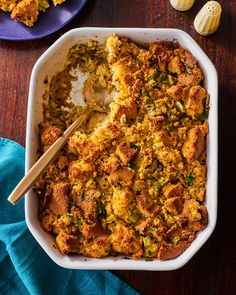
top-left (8, 105), bottom-right (107, 205)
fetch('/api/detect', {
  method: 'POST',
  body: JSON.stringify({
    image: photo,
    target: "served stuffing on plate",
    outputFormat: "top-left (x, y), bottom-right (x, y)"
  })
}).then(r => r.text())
top-left (0, 0), bottom-right (66, 26)
top-left (35, 34), bottom-right (209, 260)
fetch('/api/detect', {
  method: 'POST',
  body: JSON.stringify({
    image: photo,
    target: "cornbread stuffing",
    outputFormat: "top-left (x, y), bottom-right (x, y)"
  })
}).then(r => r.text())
top-left (0, 0), bottom-right (66, 26)
top-left (35, 34), bottom-right (209, 260)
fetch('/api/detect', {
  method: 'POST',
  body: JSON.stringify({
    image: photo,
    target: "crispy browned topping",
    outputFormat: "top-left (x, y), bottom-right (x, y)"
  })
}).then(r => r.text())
top-left (1, 0), bottom-right (66, 26)
top-left (36, 34), bottom-right (209, 260)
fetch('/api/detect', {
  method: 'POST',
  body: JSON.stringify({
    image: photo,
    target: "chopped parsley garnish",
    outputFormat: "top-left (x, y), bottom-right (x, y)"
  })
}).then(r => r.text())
top-left (166, 125), bottom-right (174, 132)
top-left (99, 202), bottom-right (107, 218)
top-left (153, 181), bottom-right (162, 191)
top-left (146, 97), bottom-right (155, 105)
top-left (80, 191), bottom-right (85, 201)
top-left (69, 200), bottom-right (77, 208)
top-left (196, 114), bottom-right (207, 121)
top-left (150, 81), bottom-right (158, 89)
top-left (74, 218), bottom-right (82, 227)
top-left (128, 162), bottom-right (136, 169)
top-left (130, 143), bottom-right (139, 150)
top-left (187, 175), bottom-right (195, 185)
top-left (159, 73), bottom-right (167, 82)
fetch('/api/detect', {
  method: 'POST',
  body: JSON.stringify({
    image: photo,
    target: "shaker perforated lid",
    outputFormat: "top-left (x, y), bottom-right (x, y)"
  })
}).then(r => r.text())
top-left (170, 0), bottom-right (195, 11)
top-left (194, 1), bottom-right (222, 36)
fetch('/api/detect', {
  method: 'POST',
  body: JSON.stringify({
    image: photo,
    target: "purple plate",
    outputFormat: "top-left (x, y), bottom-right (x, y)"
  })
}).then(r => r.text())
top-left (0, 0), bottom-right (87, 41)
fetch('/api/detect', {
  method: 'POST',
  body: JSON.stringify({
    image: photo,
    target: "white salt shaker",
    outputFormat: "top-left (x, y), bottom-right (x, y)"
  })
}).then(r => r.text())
top-left (170, 0), bottom-right (195, 11)
top-left (194, 1), bottom-right (222, 36)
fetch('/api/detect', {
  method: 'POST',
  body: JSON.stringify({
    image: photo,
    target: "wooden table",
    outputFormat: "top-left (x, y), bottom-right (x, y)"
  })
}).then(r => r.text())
top-left (1, 1), bottom-right (236, 294)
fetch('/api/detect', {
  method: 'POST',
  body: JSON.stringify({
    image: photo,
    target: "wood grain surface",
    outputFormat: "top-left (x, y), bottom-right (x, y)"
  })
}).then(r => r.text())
top-left (0, 1), bottom-right (236, 294)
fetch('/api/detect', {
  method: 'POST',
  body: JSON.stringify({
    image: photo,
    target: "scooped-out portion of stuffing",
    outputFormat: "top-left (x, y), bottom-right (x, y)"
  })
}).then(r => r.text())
top-left (35, 34), bottom-right (209, 260)
top-left (0, 0), bottom-right (66, 26)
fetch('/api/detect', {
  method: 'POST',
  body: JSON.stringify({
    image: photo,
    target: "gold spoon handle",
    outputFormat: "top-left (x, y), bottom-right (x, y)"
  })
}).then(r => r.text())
top-left (8, 108), bottom-right (94, 205)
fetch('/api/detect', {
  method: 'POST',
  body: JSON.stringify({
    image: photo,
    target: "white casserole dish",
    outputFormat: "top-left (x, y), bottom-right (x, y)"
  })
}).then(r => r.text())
top-left (25, 28), bottom-right (218, 270)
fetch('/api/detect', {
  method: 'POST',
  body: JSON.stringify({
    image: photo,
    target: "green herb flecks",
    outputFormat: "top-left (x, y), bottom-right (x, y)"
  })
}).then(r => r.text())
top-left (130, 143), bottom-right (139, 150)
top-left (69, 199), bottom-right (77, 208)
top-left (99, 202), bottom-right (107, 218)
top-left (146, 97), bottom-right (155, 105)
top-left (74, 218), bottom-right (82, 227)
top-left (153, 181), bottom-right (162, 191)
top-left (128, 162), bottom-right (136, 169)
top-left (159, 73), bottom-right (167, 83)
top-left (66, 212), bottom-right (73, 217)
top-left (166, 125), bottom-right (174, 132)
top-left (187, 175), bottom-right (195, 185)
top-left (80, 191), bottom-right (85, 201)
top-left (196, 113), bottom-right (208, 121)
top-left (150, 81), bottom-right (158, 89)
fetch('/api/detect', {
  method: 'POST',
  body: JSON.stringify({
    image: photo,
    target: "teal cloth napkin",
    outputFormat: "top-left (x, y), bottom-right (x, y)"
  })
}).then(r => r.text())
top-left (0, 137), bottom-right (138, 295)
